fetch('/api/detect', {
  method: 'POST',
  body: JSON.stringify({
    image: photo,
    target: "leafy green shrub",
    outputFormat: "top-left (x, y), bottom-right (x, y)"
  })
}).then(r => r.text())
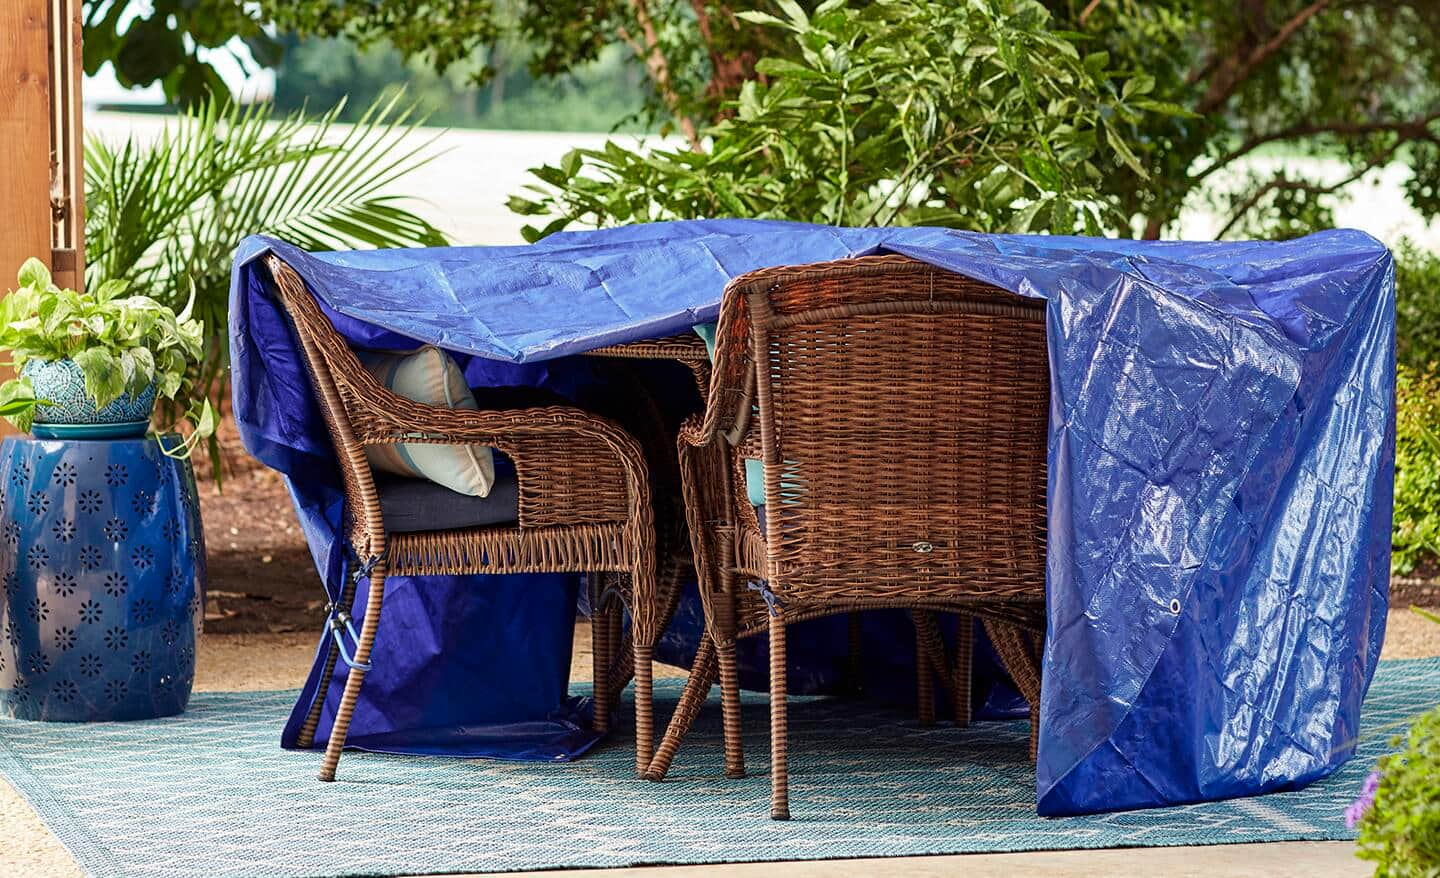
top-left (1396, 239), bottom-right (1440, 373)
top-left (1394, 364), bottom-right (1440, 576)
top-left (510, 0), bottom-right (1181, 239)
top-left (83, 93), bottom-right (447, 472)
top-left (0, 259), bottom-right (213, 446)
top-left (1354, 607), bottom-right (1440, 876)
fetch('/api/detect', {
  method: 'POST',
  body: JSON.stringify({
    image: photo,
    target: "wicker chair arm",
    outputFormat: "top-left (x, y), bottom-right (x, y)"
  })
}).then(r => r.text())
top-left (677, 412), bottom-right (717, 449)
top-left (263, 254), bottom-right (652, 531)
top-left (354, 395), bottom-right (641, 448)
top-left (356, 395), bottom-right (653, 532)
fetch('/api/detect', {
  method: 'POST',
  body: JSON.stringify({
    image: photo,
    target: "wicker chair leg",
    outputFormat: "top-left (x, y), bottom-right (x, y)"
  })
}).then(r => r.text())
top-left (953, 613), bottom-right (972, 728)
top-left (769, 613), bottom-right (790, 821)
top-left (296, 637), bottom-right (340, 749)
top-left (610, 542), bottom-right (691, 709)
top-left (984, 619), bottom-right (1044, 764)
top-left (913, 611), bottom-right (935, 727)
top-left (912, 610), bottom-right (968, 726)
top-left (646, 633), bottom-right (718, 780)
top-left (606, 621), bottom-right (631, 707)
top-left (1027, 630), bottom-right (1042, 761)
top-left (631, 543), bottom-right (662, 774)
top-left (847, 612), bottom-right (863, 696)
top-left (715, 637), bottom-right (746, 778)
top-left (318, 560), bottom-right (387, 783)
top-left (633, 641), bottom-right (655, 776)
top-left (1030, 702), bottom-right (1040, 761)
top-left (590, 577), bottom-right (612, 734)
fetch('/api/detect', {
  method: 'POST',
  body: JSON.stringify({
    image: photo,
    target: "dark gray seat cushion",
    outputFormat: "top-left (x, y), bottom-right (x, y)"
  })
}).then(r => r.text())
top-left (377, 459), bottom-right (519, 533)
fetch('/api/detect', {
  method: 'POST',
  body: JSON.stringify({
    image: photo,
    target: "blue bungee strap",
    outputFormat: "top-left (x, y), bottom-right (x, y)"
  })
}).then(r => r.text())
top-left (326, 550), bottom-right (386, 673)
top-left (747, 581), bottom-right (785, 617)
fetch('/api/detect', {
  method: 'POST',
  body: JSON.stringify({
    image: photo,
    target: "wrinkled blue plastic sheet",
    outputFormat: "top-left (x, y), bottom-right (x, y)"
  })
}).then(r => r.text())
top-left (230, 221), bottom-right (1393, 815)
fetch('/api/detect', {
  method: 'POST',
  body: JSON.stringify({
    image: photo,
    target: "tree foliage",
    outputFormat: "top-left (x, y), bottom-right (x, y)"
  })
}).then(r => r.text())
top-left (1041, 0), bottom-right (1440, 238)
top-left (82, 0), bottom-right (501, 106)
top-left (501, 0), bottom-right (1440, 239)
top-left (85, 1), bottom-right (1440, 238)
top-left (511, 0), bottom-right (1175, 238)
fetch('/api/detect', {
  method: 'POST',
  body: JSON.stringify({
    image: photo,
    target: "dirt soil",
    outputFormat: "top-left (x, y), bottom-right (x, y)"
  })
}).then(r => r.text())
top-left (194, 418), bottom-right (326, 635)
top-left (196, 416), bottom-right (1440, 655)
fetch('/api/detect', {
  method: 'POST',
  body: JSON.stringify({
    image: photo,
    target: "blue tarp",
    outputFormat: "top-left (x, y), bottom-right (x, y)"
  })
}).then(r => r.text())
top-left (230, 220), bottom-right (1393, 815)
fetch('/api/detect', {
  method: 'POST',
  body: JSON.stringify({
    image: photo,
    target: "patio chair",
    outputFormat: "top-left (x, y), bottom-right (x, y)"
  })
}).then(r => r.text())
top-left (654, 255), bottom-right (1050, 819)
top-left (265, 256), bottom-right (665, 781)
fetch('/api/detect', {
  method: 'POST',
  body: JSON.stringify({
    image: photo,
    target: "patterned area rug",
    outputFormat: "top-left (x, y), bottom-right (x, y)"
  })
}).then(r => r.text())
top-left (2, 659), bottom-right (1433, 878)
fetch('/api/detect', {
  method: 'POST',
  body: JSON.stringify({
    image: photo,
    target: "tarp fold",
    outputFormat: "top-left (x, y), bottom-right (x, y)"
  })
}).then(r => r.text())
top-left (230, 220), bottom-right (1392, 815)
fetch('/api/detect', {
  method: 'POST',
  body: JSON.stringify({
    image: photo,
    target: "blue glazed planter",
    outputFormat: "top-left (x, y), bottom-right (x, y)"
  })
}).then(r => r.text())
top-left (23, 359), bottom-right (156, 439)
top-left (0, 436), bottom-right (206, 721)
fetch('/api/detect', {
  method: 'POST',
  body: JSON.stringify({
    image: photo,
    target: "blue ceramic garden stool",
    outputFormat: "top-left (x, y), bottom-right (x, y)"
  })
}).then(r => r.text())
top-left (0, 436), bottom-right (206, 721)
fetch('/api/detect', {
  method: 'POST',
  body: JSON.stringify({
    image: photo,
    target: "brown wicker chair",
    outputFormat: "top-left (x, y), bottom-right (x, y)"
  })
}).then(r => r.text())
top-left (648, 255), bottom-right (1050, 819)
top-left (265, 255), bottom-right (667, 781)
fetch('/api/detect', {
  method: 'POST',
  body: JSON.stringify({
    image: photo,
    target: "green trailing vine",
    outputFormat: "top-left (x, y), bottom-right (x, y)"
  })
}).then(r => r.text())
top-left (0, 259), bottom-right (214, 454)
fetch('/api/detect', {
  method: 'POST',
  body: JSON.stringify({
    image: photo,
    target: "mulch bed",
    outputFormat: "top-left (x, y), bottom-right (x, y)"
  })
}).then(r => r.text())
top-left (195, 417), bottom-right (322, 635)
top-left (194, 415), bottom-right (1439, 636)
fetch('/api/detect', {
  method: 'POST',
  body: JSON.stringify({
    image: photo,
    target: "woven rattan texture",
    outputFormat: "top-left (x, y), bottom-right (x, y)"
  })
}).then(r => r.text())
top-left (265, 257), bottom-right (664, 779)
top-left (660, 256), bottom-right (1052, 818)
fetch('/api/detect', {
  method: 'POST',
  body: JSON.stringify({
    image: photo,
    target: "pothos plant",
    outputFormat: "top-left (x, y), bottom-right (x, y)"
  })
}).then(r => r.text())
top-left (0, 258), bottom-right (215, 454)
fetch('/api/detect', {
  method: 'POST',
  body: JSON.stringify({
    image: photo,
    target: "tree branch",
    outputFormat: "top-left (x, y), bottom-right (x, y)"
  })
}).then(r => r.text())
top-left (1215, 144), bottom-right (1399, 238)
top-left (1196, 0), bottom-right (1332, 114)
top-left (623, 0), bottom-right (701, 149)
top-left (1194, 109), bottom-right (1440, 183)
top-left (1079, 0), bottom-right (1104, 26)
top-left (690, 1), bottom-right (762, 119)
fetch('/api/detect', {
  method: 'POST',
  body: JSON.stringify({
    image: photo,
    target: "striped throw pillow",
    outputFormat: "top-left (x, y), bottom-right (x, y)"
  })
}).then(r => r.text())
top-left (356, 346), bottom-right (496, 497)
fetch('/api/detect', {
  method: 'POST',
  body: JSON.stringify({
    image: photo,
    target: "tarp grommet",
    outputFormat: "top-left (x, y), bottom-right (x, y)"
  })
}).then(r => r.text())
top-left (1168, 599), bottom-right (1182, 615)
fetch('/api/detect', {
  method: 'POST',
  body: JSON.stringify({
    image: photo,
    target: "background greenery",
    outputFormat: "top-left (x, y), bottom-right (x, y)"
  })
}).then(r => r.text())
top-left (75, 0), bottom-right (1440, 575)
top-left (1357, 611), bottom-right (1440, 875)
top-left (510, 0), bottom-right (1180, 239)
top-left (1394, 362), bottom-right (1440, 576)
top-left (81, 0), bottom-right (1440, 240)
top-left (82, 95), bottom-right (447, 472)
top-left (270, 37), bottom-right (649, 133)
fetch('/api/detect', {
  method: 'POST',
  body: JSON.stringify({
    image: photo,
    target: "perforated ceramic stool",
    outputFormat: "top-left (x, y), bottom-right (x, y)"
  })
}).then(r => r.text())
top-left (0, 436), bottom-right (206, 721)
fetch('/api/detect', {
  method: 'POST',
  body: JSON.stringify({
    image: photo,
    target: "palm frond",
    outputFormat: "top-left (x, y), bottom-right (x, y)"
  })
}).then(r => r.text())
top-left (85, 94), bottom-right (448, 314)
top-left (84, 95), bottom-right (449, 477)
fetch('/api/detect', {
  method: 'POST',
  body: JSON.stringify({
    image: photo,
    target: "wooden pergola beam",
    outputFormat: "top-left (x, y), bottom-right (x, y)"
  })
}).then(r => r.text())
top-left (49, 0), bottom-right (85, 291)
top-left (0, 0), bottom-right (83, 289)
top-left (0, 0), bottom-right (55, 286)
top-left (0, 0), bottom-right (84, 435)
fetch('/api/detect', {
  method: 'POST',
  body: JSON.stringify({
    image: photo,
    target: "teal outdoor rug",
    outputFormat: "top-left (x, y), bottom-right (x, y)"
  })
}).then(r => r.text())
top-left (2, 658), bottom-right (1434, 878)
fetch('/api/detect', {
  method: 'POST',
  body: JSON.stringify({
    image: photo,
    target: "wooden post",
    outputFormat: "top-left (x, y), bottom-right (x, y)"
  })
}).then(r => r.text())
top-left (0, 0), bottom-right (54, 284)
top-left (0, 0), bottom-right (84, 435)
top-left (49, 0), bottom-right (84, 291)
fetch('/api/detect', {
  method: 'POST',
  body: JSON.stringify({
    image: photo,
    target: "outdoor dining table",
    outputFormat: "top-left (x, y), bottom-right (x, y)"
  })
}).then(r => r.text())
top-left (228, 219), bottom-right (1395, 816)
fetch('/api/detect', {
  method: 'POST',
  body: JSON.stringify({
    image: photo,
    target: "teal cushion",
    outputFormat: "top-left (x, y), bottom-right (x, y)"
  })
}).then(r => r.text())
top-left (693, 323), bottom-right (766, 507)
